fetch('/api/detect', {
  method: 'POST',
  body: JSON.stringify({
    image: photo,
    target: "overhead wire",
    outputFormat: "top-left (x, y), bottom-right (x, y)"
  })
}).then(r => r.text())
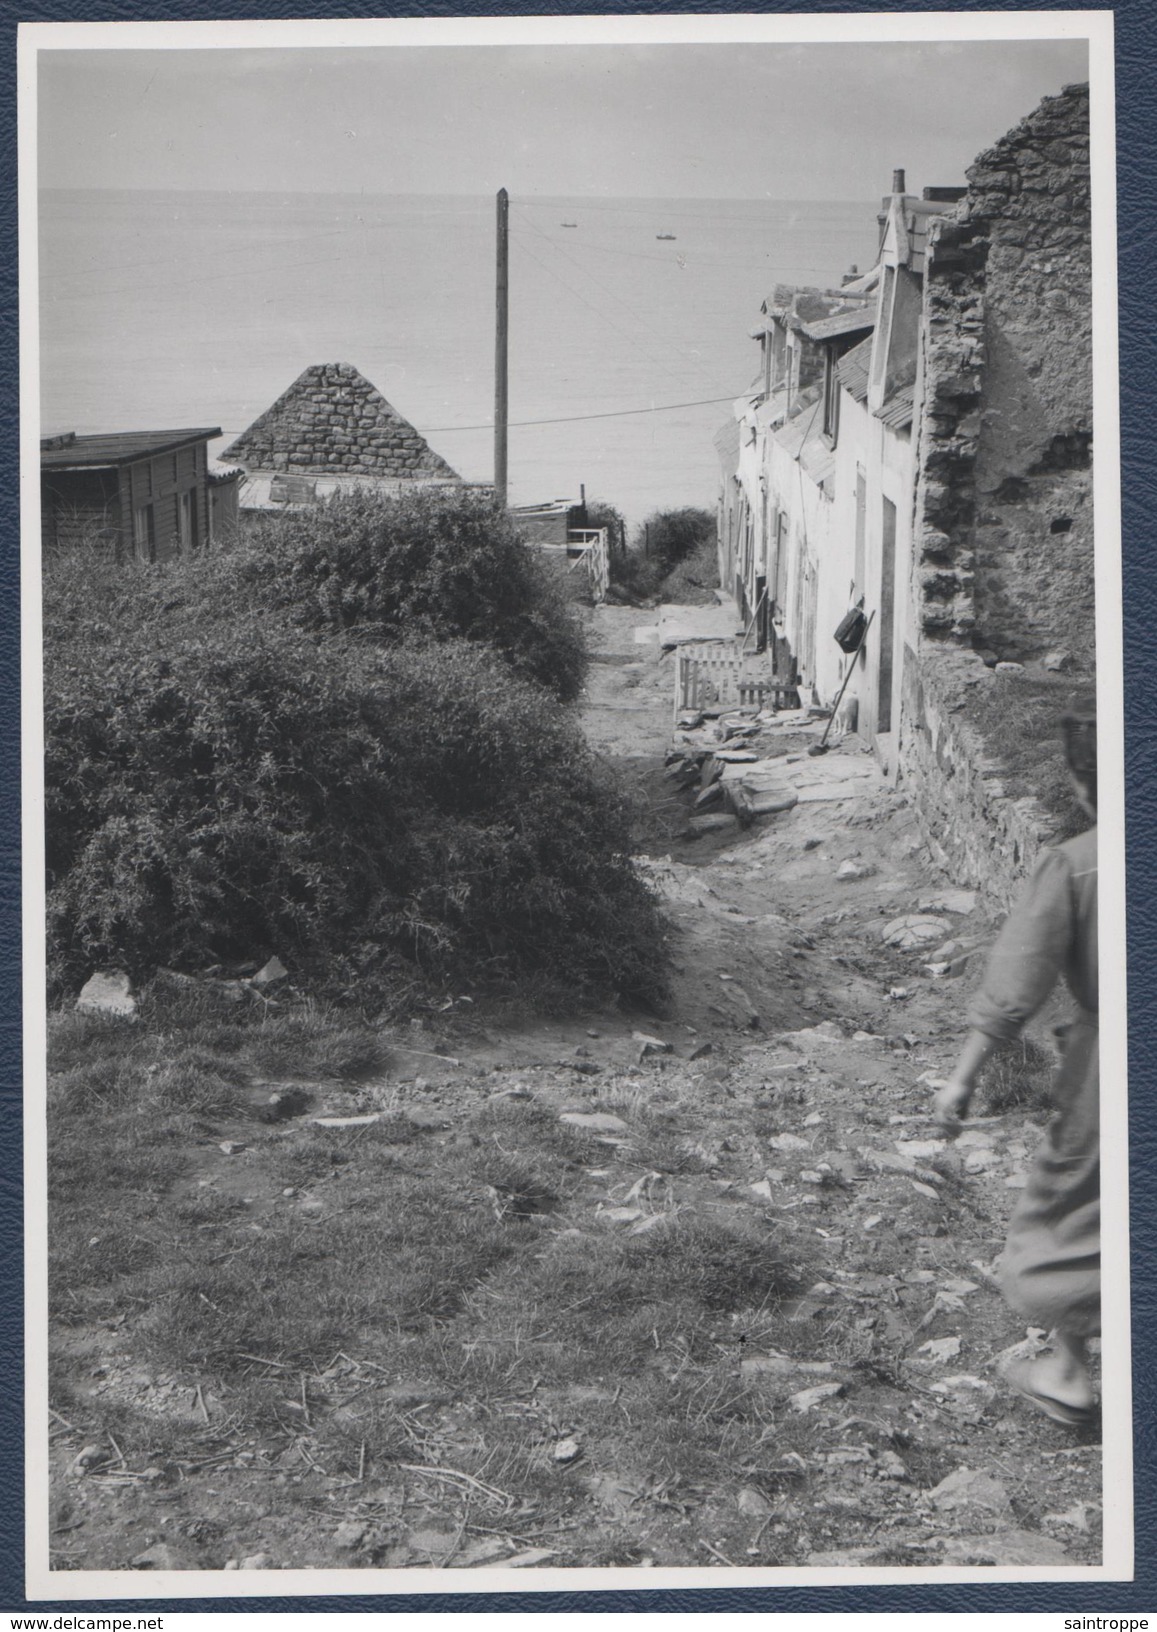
top-left (418, 393), bottom-right (738, 433)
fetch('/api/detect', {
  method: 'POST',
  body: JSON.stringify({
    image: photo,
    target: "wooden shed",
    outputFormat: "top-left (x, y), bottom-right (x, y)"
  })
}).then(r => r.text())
top-left (40, 427), bottom-right (227, 562)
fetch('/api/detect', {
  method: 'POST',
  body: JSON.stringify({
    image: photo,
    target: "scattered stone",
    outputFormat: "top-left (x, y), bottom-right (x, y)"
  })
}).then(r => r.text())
top-left (1044, 1501), bottom-right (1099, 1533)
top-left (788, 1382), bottom-right (844, 1413)
top-left (783, 1021), bottom-right (844, 1044)
top-left (910, 1180), bottom-right (940, 1200)
top-left (939, 1531), bottom-right (1069, 1566)
top-left (876, 1449), bottom-right (910, 1481)
top-left (404, 1105), bottom-right (448, 1130)
top-left (560, 1111), bottom-right (629, 1134)
top-left (486, 1547), bottom-right (558, 1568)
top-left (749, 1178), bottom-right (774, 1201)
top-left (741, 1354), bottom-right (834, 1379)
top-left (882, 915), bottom-right (949, 949)
top-left (132, 1543), bottom-right (179, 1570)
top-left (768, 1132), bottom-right (811, 1153)
top-left (803, 1111), bottom-right (824, 1127)
top-left (964, 1149), bottom-right (1001, 1173)
top-left (333, 1520), bottom-right (367, 1551)
top-left (927, 1466), bottom-right (1012, 1516)
top-left (807, 1545), bottom-right (886, 1566)
top-left (1043, 649), bottom-right (1073, 673)
top-left (685, 813), bottom-right (739, 838)
top-left (633, 1031), bottom-right (672, 1057)
top-left (68, 1444), bottom-right (108, 1477)
top-left (251, 955), bottom-right (289, 988)
top-left (407, 1529), bottom-right (457, 1556)
top-left (311, 1114), bottom-right (382, 1129)
top-left (836, 858), bottom-right (876, 882)
top-left (918, 889), bottom-right (978, 916)
top-left (597, 1206), bottom-right (644, 1228)
top-left (552, 1436), bottom-right (582, 1464)
top-left (458, 1538), bottom-right (512, 1566)
top-left (737, 1485), bottom-right (774, 1516)
top-left (916, 1335), bottom-right (962, 1363)
top-left (218, 1141), bottom-right (246, 1156)
top-left (76, 970), bottom-right (137, 1020)
top-left (862, 1215), bottom-right (882, 1232)
top-left (803, 837), bottom-right (823, 851)
top-left (689, 1040), bottom-right (713, 1060)
top-left (995, 660), bottom-right (1025, 675)
top-left (895, 1139), bottom-right (946, 1160)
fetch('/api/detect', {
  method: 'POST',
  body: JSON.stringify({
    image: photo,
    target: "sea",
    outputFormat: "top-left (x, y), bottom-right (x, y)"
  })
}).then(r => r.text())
top-left (38, 190), bottom-right (878, 530)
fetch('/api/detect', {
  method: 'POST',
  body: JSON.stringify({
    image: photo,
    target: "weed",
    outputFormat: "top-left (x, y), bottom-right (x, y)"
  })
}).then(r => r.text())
top-left (979, 1035), bottom-right (1057, 1114)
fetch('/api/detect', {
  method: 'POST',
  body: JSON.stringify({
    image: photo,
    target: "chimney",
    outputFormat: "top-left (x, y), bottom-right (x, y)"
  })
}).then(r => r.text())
top-left (892, 168), bottom-right (906, 195)
top-left (841, 263), bottom-right (859, 286)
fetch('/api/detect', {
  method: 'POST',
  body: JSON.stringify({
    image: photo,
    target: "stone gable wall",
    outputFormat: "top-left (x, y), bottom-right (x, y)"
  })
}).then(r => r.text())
top-left (224, 363), bottom-right (458, 481)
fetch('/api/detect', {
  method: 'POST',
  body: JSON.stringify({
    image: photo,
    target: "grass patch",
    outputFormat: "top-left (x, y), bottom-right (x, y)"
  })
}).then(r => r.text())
top-left (48, 1005), bottom-right (821, 1546)
top-left (978, 1035), bottom-right (1057, 1114)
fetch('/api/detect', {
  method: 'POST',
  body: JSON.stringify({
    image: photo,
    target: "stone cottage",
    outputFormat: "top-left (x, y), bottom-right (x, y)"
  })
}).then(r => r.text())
top-left (222, 363), bottom-right (463, 512)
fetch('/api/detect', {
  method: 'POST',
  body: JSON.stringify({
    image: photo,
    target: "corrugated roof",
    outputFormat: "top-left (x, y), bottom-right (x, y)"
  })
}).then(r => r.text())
top-left (798, 305), bottom-right (876, 343)
top-left (238, 469), bottom-right (463, 511)
top-left (836, 336), bottom-right (873, 404)
top-left (713, 419), bottom-right (742, 463)
top-left (40, 428), bottom-right (221, 469)
top-left (875, 387), bottom-right (915, 431)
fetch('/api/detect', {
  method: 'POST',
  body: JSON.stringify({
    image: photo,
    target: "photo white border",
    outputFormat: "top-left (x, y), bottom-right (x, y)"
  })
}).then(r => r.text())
top-left (20, 8), bottom-right (1128, 1600)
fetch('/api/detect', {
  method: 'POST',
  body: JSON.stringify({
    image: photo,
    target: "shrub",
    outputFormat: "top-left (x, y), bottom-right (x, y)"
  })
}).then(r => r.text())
top-left (240, 486), bottom-right (589, 703)
top-left (44, 562), bottom-right (666, 1011)
top-left (610, 506), bottom-right (718, 603)
top-left (635, 507), bottom-right (716, 577)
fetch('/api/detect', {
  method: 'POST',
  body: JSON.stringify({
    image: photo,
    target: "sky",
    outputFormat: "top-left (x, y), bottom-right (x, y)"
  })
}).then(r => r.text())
top-left (36, 36), bottom-right (1090, 202)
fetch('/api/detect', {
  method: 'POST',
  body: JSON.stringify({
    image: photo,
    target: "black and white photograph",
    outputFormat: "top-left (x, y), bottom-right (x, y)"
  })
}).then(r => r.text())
top-left (21, 12), bottom-right (1128, 1598)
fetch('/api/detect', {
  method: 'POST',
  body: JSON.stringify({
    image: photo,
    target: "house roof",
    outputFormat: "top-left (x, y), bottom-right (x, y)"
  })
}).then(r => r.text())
top-left (875, 386), bottom-right (916, 431)
top-left (713, 419), bottom-right (741, 465)
top-left (797, 306), bottom-right (876, 343)
top-left (40, 428), bottom-right (221, 470)
top-left (238, 470), bottom-right (468, 511)
top-left (221, 363), bottom-right (458, 481)
top-left (836, 336), bottom-right (873, 404)
top-left (758, 284), bottom-right (874, 338)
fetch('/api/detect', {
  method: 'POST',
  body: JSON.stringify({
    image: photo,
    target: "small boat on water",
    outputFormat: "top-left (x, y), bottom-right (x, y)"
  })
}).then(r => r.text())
top-left (561, 222), bottom-right (578, 228)
top-left (656, 233), bottom-right (676, 240)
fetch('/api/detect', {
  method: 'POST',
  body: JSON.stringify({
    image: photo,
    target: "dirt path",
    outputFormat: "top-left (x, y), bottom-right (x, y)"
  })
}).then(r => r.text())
top-left (47, 600), bottom-right (1102, 1578)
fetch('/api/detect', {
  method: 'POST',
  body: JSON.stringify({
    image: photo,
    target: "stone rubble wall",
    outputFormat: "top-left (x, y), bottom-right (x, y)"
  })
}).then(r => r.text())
top-left (900, 646), bottom-right (1054, 907)
top-left (911, 83), bottom-right (1092, 669)
top-left (223, 363), bottom-right (459, 481)
top-left (902, 85), bottom-right (1091, 894)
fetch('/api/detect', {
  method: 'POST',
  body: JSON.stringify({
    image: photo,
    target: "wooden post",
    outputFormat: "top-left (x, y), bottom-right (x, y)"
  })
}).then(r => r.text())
top-left (494, 188), bottom-right (509, 507)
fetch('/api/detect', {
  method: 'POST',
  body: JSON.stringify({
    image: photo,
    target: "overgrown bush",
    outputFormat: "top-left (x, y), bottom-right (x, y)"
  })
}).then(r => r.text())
top-left (636, 507), bottom-right (715, 577)
top-left (610, 506), bottom-right (718, 603)
top-left (44, 555), bottom-right (666, 1011)
top-left (240, 486), bottom-right (589, 703)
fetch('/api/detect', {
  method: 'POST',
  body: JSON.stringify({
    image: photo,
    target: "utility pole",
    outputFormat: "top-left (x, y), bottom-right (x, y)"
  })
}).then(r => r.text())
top-left (494, 187), bottom-right (509, 507)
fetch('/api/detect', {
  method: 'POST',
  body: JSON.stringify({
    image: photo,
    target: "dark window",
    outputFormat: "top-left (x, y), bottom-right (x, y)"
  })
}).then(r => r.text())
top-left (823, 346), bottom-right (841, 443)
